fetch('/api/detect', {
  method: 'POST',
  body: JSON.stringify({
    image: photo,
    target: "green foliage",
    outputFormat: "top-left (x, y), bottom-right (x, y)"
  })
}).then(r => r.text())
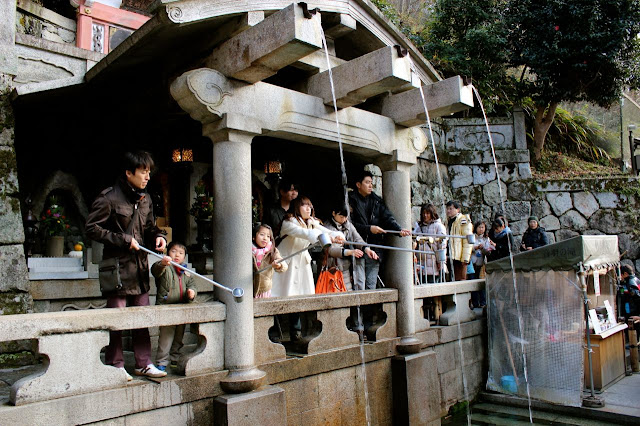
top-left (506, 0), bottom-right (640, 108)
top-left (371, 0), bottom-right (429, 48)
top-left (409, 0), bottom-right (640, 113)
top-left (522, 99), bottom-right (613, 164)
top-left (422, 0), bottom-right (515, 114)
top-left (0, 351), bottom-right (38, 368)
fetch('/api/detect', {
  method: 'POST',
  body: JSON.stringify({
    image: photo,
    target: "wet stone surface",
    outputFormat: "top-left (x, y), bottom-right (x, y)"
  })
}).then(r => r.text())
top-left (0, 364), bottom-right (46, 402)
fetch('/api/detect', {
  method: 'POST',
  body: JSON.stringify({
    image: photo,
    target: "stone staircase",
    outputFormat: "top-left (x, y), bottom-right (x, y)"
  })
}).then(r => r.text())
top-left (28, 256), bottom-right (88, 280)
top-left (467, 392), bottom-right (630, 425)
top-left (469, 402), bottom-right (617, 425)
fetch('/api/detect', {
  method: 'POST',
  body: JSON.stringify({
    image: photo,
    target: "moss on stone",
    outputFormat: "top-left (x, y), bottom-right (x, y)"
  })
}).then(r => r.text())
top-left (449, 400), bottom-right (469, 415)
top-left (0, 292), bottom-right (31, 316)
top-left (0, 148), bottom-right (18, 197)
top-left (0, 351), bottom-right (38, 368)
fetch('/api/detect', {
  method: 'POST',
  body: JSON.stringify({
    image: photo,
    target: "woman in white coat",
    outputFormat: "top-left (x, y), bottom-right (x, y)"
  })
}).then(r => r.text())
top-left (271, 196), bottom-right (344, 340)
top-left (272, 196), bottom-right (345, 297)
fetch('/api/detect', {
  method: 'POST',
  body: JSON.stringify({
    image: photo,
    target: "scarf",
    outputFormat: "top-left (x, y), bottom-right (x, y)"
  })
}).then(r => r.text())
top-left (173, 263), bottom-right (188, 275)
top-left (252, 241), bottom-right (272, 267)
top-left (494, 227), bottom-right (512, 239)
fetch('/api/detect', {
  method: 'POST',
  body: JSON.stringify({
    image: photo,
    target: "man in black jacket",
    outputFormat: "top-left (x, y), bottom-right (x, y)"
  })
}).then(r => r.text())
top-left (349, 170), bottom-right (410, 290)
top-left (263, 178), bottom-right (299, 243)
top-left (86, 151), bottom-right (167, 379)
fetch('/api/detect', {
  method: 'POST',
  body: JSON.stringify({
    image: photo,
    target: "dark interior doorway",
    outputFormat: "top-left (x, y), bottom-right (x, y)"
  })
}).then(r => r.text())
top-left (251, 137), bottom-right (370, 222)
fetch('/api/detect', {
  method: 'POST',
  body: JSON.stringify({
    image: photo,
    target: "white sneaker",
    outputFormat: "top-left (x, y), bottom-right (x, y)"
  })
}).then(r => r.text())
top-left (134, 364), bottom-right (167, 378)
top-left (120, 367), bottom-right (133, 381)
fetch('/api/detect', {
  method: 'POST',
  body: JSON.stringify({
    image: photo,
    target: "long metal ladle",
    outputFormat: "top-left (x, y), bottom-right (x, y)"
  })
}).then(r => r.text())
top-left (138, 245), bottom-right (245, 303)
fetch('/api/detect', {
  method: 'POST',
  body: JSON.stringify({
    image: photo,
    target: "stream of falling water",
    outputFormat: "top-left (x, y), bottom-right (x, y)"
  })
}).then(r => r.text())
top-left (319, 25), bottom-right (372, 426)
top-left (408, 57), bottom-right (471, 426)
top-left (472, 86), bottom-right (534, 423)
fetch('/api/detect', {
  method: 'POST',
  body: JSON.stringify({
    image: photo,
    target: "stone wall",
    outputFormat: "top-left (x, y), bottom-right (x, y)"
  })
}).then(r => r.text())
top-left (277, 324), bottom-right (486, 425)
top-left (0, 0), bottom-right (34, 365)
top-left (410, 109), bottom-right (640, 269)
top-left (16, 0), bottom-right (76, 46)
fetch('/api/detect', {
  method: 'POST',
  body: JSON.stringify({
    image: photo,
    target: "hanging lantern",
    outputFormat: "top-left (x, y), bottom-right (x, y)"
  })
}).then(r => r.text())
top-left (172, 148), bottom-right (194, 163)
top-left (264, 160), bottom-right (282, 174)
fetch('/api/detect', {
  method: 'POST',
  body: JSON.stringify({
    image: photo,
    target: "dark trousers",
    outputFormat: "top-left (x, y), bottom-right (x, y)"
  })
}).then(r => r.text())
top-left (452, 260), bottom-right (468, 281)
top-left (468, 271), bottom-right (486, 307)
top-left (105, 292), bottom-right (152, 368)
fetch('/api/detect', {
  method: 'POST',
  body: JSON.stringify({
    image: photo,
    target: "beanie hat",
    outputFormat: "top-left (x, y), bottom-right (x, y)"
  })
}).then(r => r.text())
top-left (528, 216), bottom-right (539, 222)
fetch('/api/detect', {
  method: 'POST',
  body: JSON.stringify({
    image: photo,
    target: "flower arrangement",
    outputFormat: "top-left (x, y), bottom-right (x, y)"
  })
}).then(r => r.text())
top-left (40, 196), bottom-right (70, 236)
top-left (190, 181), bottom-right (213, 220)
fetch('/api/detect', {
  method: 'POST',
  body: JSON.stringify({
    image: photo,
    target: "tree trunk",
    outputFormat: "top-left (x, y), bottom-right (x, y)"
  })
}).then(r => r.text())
top-left (532, 102), bottom-right (559, 161)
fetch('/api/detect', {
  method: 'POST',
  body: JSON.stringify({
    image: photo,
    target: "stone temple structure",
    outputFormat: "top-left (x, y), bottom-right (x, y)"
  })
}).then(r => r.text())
top-left (0, 1), bottom-right (486, 424)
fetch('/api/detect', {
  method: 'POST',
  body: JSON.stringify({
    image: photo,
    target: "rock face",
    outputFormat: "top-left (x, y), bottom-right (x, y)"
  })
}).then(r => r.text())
top-left (547, 193), bottom-right (573, 216)
top-left (409, 118), bottom-right (640, 271)
top-left (572, 192), bottom-right (599, 218)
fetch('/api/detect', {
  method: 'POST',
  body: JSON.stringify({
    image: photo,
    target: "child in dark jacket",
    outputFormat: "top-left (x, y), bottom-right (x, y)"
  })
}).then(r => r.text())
top-left (151, 241), bottom-right (197, 371)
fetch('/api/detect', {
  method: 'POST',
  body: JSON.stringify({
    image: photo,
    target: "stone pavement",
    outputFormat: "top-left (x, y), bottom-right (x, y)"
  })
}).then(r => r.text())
top-left (593, 371), bottom-right (640, 418)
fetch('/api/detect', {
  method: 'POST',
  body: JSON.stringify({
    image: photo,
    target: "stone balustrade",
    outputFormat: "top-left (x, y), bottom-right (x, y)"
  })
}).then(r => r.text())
top-left (253, 290), bottom-right (398, 364)
top-left (414, 279), bottom-right (485, 333)
top-left (0, 303), bottom-right (226, 405)
top-left (0, 281), bottom-right (484, 417)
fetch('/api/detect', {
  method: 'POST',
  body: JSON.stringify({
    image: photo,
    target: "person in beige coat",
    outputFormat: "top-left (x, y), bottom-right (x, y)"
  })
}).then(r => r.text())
top-left (271, 196), bottom-right (344, 340)
top-left (445, 200), bottom-right (473, 281)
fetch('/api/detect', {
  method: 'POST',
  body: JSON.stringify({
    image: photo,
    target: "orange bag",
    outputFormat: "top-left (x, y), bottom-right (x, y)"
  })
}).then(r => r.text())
top-left (315, 266), bottom-right (347, 293)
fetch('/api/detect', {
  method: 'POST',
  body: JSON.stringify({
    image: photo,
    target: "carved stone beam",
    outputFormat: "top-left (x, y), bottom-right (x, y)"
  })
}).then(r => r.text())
top-left (380, 76), bottom-right (474, 127)
top-left (321, 13), bottom-right (357, 39)
top-left (307, 45), bottom-right (413, 109)
top-left (205, 3), bottom-right (322, 83)
top-left (207, 11), bottom-right (265, 50)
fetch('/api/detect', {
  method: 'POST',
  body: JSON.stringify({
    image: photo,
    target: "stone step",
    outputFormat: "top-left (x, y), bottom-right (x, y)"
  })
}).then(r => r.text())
top-left (29, 271), bottom-right (89, 280)
top-left (472, 403), bottom-right (610, 426)
top-left (470, 412), bottom-right (533, 425)
top-left (28, 266), bottom-right (84, 272)
top-left (28, 257), bottom-right (83, 267)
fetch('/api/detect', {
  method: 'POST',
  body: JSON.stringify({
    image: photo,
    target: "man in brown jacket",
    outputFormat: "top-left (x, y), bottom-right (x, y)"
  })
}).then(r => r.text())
top-left (86, 151), bottom-right (167, 379)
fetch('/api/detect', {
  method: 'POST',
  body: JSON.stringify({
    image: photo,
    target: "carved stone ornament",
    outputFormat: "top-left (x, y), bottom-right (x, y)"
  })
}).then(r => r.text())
top-left (185, 69), bottom-right (232, 117)
top-left (167, 6), bottom-right (185, 23)
top-left (409, 126), bottom-right (428, 153)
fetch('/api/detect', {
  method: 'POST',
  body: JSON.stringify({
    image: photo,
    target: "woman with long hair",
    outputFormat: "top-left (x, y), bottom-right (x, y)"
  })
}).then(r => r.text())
top-left (271, 196), bottom-right (344, 341)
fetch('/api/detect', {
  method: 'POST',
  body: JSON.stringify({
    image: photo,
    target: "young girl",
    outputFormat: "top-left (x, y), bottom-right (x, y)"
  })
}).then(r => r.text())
top-left (271, 196), bottom-right (345, 341)
top-left (324, 202), bottom-right (377, 291)
top-left (412, 203), bottom-right (448, 283)
top-left (469, 221), bottom-right (491, 307)
top-left (252, 224), bottom-right (287, 298)
top-left (487, 218), bottom-right (514, 262)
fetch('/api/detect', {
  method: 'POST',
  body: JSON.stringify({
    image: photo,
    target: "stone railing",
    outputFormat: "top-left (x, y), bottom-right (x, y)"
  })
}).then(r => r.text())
top-left (0, 303), bottom-right (226, 406)
top-left (414, 279), bottom-right (485, 337)
top-left (0, 281), bottom-right (484, 413)
top-left (253, 289), bottom-right (397, 364)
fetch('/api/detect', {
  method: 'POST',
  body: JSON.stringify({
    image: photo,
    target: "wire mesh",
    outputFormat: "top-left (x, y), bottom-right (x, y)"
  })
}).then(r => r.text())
top-left (486, 269), bottom-right (584, 407)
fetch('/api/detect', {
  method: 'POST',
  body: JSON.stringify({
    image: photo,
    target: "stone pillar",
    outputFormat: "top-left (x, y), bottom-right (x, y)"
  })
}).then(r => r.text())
top-left (206, 123), bottom-right (265, 393)
top-left (381, 151), bottom-right (421, 353)
top-left (0, 1), bottom-right (17, 78)
top-left (0, 0), bottom-right (32, 326)
top-left (392, 351), bottom-right (442, 425)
